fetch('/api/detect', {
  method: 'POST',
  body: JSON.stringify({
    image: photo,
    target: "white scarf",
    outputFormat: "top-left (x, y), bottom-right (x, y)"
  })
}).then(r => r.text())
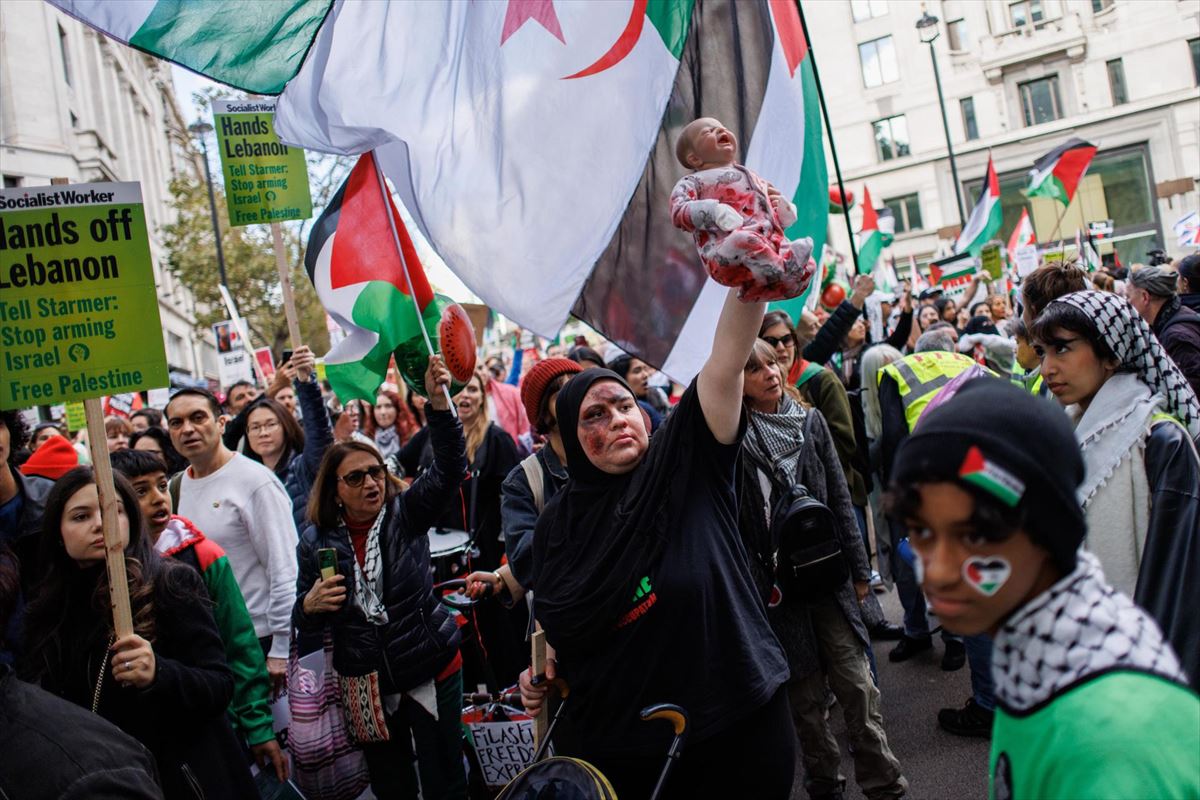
top-left (993, 552), bottom-right (1185, 712)
top-left (348, 509), bottom-right (388, 624)
top-left (1067, 372), bottom-right (1159, 596)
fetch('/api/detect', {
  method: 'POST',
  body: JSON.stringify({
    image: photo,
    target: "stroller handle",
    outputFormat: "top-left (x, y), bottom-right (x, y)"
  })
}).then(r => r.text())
top-left (433, 578), bottom-right (493, 609)
top-left (640, 703), bottom-right (689, 736)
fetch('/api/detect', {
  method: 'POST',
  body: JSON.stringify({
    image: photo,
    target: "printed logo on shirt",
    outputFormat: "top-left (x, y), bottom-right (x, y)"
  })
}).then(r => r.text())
top-left (993, 752), bottom-right (1013, 800)
top-left (615, 576), bottom-right (657, 629)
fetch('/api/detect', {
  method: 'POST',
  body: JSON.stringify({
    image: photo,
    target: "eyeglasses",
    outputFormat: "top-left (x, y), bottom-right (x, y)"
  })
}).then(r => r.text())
top-left (761, 333), bottom-right (795, 348)
top-left (337, 465), bottom-right (386, 488)
top-left (248, 420), bottom-right (280, 435)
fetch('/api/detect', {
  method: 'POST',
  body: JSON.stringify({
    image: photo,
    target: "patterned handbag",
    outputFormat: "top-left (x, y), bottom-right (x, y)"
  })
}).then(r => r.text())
top-left (287, 631), bottom-right (370, 800)
top-left (338, 670), bottom-right (391, 744)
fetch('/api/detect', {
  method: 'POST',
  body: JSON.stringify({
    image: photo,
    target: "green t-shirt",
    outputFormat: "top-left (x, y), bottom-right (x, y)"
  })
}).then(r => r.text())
top-left (990, 671), bottom-right (1200, 800)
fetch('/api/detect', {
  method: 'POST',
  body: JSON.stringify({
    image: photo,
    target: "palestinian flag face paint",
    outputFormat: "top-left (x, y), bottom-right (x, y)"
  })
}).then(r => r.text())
top-left (962, 556), bottom-right (1012, 597)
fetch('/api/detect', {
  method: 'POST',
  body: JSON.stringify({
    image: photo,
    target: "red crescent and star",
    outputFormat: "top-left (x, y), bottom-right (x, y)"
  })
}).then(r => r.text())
top-left (498, 0), bottom-right (645, 79)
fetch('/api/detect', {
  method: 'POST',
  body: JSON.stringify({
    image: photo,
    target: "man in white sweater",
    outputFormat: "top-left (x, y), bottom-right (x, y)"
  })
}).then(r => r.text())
top-left (166, 388), bottom-right (298, 696)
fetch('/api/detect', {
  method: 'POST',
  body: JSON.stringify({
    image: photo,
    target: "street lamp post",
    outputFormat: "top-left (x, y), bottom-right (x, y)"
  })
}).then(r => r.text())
top-left (187, 119), bottom-right (229, 288)
top-left (916, 11), bottom-right (967, 228)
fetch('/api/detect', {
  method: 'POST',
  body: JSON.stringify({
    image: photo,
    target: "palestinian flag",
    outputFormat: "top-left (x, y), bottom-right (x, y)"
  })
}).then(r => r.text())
top-left (856, 186), bottom-right (883, 276)
top-left (955, 156), bottom-right (1003, 257)
top-left (1006, 208), bottom-right (1036, 263)
top-left (876, 206), bottom-right (896, 247)
top-left (304, 153), bottom-right (474, 403)
top-left (47, 0), bottom-right (332, 94)
top-left (1027, 138), bottom-right (1097, 207)
top-left (929, 252), bottom-right (979, 301)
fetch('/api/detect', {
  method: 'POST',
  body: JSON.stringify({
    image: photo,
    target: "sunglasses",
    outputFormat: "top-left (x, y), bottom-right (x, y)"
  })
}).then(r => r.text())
top-left (337, 465), bottom-right (386, 488)
top-left (761, 333), bottom-right (795, 348)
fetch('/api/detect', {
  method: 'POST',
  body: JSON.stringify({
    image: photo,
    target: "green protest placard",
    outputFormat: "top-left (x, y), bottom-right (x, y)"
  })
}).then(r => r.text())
top-left (213, 98), bottom-right (312, 227)
top-left (980, 242), bottom-right (1004, 280)
top-left (0, 182), bottom-right (168, 409)
top-left (64, 401), bottom-right (86, 430)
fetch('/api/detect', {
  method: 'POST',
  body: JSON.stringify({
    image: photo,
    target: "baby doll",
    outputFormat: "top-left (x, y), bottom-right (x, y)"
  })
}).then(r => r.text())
top-left (670, 117), bottom-right (814, 302)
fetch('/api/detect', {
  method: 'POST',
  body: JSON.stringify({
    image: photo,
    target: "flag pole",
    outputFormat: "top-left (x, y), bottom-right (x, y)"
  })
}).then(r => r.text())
top-left (796, 1), bottom-right (860, 275)
top-left (370, 151), bottom-right (456, 414)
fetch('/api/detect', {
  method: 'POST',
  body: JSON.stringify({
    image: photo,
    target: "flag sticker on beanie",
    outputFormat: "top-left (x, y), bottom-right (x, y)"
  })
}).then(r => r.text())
top-left (959, 445), bottom-right (1025, 507)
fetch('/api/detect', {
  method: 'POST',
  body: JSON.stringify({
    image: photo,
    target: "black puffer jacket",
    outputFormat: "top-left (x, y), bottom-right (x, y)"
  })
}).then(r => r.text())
top-left (1152, 298), bottom-right (1200, 398)
top-left (293, 409), bottom-right (466, 693)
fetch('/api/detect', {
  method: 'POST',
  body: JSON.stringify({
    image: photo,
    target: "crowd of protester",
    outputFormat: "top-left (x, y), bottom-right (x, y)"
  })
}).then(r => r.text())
top-left (1, 254), bottom-right (1198, 799)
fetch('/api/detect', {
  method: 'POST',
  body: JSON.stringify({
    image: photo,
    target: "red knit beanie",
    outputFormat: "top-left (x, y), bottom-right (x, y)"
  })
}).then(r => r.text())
top-left (520, 358), bottom-right (583, 430)
top-left (20, 435), bottom-right (79, 481)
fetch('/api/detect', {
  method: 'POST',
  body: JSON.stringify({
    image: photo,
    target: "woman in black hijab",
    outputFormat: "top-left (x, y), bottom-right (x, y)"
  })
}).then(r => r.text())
top-left (526, 289), bottom-right (796, 799)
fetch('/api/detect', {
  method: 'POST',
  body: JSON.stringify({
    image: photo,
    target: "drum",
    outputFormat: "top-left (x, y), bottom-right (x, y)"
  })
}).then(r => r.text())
top-left (427, 528), bottom-right (472, 584)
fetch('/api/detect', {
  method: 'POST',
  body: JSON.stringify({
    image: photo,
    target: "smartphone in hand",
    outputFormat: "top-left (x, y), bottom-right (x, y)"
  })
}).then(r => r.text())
top-left (318, 547), bottom-right (338, 581)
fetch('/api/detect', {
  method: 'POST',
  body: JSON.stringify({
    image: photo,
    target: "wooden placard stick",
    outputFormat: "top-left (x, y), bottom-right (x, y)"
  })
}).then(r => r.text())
top-left (270, 221), bottom-right (302, 349)
top-left (531, 624), bottom-right (549, 745)
top-left (53, 176), bottom-right (133, 639)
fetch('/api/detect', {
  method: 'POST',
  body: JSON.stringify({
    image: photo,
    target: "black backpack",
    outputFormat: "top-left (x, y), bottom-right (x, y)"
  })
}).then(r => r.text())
top-left (750, 411), bottom-right (848, 603)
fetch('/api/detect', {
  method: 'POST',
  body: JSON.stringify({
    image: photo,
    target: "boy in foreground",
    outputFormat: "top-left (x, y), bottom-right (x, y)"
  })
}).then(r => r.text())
top-left (886, 378), bottom-right (1197, 799)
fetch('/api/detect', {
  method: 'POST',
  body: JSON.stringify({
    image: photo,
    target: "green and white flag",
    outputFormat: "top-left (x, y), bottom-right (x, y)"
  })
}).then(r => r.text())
top-left (47, 0), bottom-right (331, 94)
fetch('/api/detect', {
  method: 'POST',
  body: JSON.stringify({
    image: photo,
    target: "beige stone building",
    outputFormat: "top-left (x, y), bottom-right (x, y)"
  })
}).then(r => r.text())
top-left (0, 1), bottom-right (217, 384)
top-left (807, 0), bottom-right (1200, 271)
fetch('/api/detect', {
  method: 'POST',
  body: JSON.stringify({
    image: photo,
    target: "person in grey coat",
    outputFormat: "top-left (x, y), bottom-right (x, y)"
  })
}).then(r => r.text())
top-left (739, 339), bottom-right (907, 800)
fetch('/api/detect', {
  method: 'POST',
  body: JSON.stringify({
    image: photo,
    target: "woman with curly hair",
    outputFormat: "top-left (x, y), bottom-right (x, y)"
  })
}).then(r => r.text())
top-left (373, 389), bottom-right (420, 458)
top-left (19, 466), bottom-right (255, 798)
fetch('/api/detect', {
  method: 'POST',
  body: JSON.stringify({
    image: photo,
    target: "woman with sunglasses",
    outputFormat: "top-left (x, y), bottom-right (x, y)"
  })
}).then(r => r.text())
top-left (293, 356), bottom-right (469, 798)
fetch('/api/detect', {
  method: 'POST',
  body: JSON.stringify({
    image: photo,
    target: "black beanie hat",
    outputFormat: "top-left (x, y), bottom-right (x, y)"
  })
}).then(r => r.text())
top-left (891, 377), bottom-right (1086, 574)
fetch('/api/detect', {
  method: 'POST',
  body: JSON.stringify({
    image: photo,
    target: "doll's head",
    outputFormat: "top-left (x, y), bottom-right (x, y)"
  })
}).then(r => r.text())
top-left (675, 117), bottom-right (738, 170)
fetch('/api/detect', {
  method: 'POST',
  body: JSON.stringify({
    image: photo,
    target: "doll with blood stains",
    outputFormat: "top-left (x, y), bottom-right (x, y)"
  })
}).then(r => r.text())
top-left (669, 117), bottom-right (815, 302)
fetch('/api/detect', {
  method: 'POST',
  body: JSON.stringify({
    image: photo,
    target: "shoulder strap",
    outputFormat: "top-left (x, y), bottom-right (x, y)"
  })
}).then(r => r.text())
top-left (1151, 411), bottom-right (1186, 431)
top-left (169, 473), bottom-right (182, 513)
top-left (520, 453), bottom-right (545, 514)
top-left (795, 361), bottom-right (824, 389)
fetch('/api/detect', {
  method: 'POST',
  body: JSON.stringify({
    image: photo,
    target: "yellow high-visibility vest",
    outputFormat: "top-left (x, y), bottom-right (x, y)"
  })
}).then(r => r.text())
top-left (878, 351), bottom-right (987, 432)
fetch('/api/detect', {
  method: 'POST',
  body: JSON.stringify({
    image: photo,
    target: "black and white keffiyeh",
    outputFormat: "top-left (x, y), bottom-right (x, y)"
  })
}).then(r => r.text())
top-left (347, 509), bottom-right (388, 624)
top-left (993, 551), bottom-right (1185, 712)
top-left (1051, 290), bottom-right (1200, 439)
top-left (746, 394), bottom-right (807, 485)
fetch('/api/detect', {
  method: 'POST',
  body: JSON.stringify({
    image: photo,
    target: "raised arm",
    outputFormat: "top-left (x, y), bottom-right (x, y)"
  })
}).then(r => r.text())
top-left (697, 289), bottom-right (766, 444)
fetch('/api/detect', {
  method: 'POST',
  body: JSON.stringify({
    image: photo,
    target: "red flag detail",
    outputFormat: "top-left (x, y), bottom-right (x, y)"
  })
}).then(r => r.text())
top-left (330, 153), bottom-right (434, 310)
top-left (769, 0), bottom-right (807, 77)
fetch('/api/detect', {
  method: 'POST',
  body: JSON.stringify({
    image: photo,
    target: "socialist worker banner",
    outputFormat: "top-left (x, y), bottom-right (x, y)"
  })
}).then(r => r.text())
top-left (0, 182), bottom-right (168, 409)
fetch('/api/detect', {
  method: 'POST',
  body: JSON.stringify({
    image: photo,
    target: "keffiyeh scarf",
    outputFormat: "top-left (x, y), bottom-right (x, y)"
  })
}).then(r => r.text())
top-left (746, 394), bottom-right (807, 485)
top-left (347, 509), bottom-right (388, 624)
top-left (1051, 290), bottom-right (1200, 439)
top-left (993, 552), bottom-right (1186, 712)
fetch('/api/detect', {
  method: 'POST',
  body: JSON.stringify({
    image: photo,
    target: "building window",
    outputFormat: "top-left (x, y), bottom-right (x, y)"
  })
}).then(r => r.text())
top-left (850, 0), bottom-right (888, 23)
top-left (960, 97), bottom-right (979, 140)
top-left (858, 36), bottom-right (898, 88)
top-left (884, 194), bottom-right (923, 233)
top-left (57, 24), bottom-right (73, 86)
top-left (1009, 0), bottom-right (1045, 28)
top-left (947, 19), bottom-right (968, 51)
top-left (1190, 38), bottom-right (1200, 86)
top-left (873, 115), bottom-right (910, 161)
top-left (1106, 59), bottom-right (1128, 105)
top-left (1091, 0), bottom-right (1113, 12)
top-left (2, 175), bottom-right (20, 189)
top-left (1019, 75), bottom-right (1063, 126)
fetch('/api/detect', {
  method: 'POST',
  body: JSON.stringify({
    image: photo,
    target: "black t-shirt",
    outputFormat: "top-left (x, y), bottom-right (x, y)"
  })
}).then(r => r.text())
top-left (554, 384), bottom-right (789, 757)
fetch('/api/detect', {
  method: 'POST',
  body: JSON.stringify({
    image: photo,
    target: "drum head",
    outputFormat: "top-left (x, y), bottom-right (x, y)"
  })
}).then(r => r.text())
top-left (428, 528), bottom-right (471, 557)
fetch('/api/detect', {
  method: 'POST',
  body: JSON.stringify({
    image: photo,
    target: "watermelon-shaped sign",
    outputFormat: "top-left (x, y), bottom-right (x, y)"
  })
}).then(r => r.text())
top-left (820, 282), bottom-right (847, 311)
top-left (829, 187), bottom-right (856, 214)
top-left (394, 293), bottom-right (477, 398)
